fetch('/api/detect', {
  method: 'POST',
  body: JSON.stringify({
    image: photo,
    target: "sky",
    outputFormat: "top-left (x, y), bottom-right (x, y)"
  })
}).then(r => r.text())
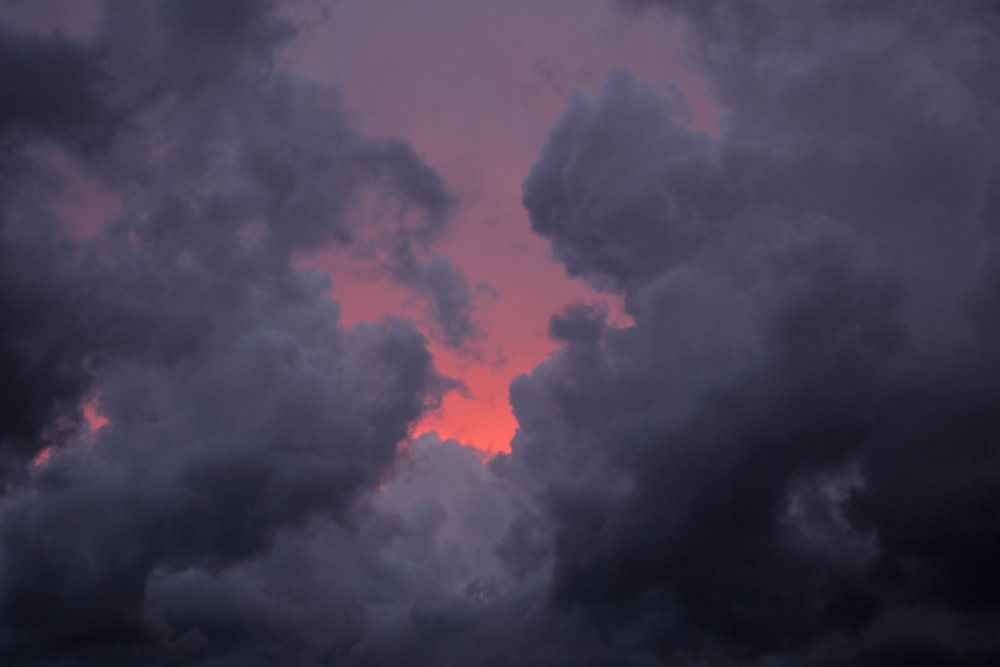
top-left (2, 1), bottom-right (1000, 666)
top-left (287, 0), bottom-right (715, 452)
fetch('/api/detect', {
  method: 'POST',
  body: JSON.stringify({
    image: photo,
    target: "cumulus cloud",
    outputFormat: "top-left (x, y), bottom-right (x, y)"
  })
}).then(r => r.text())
top-left (0, 0), bottom-right (495, 663)
top-left (5, 0), bottom-right (1000, 665)
top-left (504, 0), bottom-right (1000, 663)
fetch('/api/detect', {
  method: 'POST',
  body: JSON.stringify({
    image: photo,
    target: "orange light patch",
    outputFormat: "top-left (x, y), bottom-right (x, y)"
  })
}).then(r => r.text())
top-left (83, 395), bottom-right (109, 431)
top-left (33, 447), bottom-right (52, 467)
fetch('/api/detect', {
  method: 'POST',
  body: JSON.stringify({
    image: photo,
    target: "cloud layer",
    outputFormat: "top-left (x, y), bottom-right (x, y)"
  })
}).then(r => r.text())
top-left (0, 0), bottom-right (495, 663)
top-left (3, 0), bottom-right (1000, 665)
top-left (508, 0), bottom-right (1000, 663)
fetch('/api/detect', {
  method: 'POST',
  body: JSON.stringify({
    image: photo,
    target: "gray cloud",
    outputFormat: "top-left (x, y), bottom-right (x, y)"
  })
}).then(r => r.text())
top-left (0, 0), bottom-right (491, 663)
top-left (505, 1), bottom-right (1000, 664)
top-left (393, 255), bottom-right (489, 352)
top-left (523, 69), bottom-right (730, 295)
top-left (5, 0), bottom-right (1000, 665)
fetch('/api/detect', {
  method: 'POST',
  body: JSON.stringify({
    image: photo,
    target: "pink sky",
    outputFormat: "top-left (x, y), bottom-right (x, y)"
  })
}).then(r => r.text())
top-left (284, 0), bottom-right (717, 453)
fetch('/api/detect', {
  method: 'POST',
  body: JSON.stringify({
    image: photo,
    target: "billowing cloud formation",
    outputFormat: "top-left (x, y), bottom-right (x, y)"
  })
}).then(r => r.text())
top-left (5, 0), bottom-right (1000, 665)
top-left (0, 0), bottom-right (501, 663)
top-left (508, 0), bottom-right (1000, 663)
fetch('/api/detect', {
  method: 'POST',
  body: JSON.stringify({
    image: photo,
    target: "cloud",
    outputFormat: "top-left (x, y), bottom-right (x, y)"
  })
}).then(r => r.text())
top-left (522, 68), bottom-right (729, 295)
top-left (393, 255), bottom-right (490, 352)
top-left (5, 0), bottom-right (1000, 665)
top-left (0, 0), bottom-right (491, 662)
top-left (503, 1), bottom-right (1000, 663)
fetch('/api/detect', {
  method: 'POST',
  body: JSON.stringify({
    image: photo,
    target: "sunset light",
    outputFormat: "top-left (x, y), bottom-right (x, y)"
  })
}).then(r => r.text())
top-left (3, 1), bottom-right (1000, 664)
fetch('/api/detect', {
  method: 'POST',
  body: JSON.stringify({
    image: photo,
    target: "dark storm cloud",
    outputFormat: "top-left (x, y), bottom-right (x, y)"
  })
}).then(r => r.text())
top-left (505, 0), bottom-right (1000, 664)
top-left (0, 0), bottom-right (495, 664)
top-left (0, 28), bottom-right (112, 152)
top-left (0, 0), bottom-right (486, 453)
top-left (0, 182), bottom-right (95, 476)
top-left (6, 0), bottom-right (1000, 665)
top-left (523, 69), bottom-right (730, 295)
top-left (0, 16), bottom-right (117, 476)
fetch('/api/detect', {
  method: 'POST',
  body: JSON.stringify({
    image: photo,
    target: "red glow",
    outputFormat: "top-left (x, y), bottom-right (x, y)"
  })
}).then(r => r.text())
top-left (32, 396), bottom-right (108, 468)
top-left (83, 395), bottom-right (109, 431)
top-left (287, 0), bottom-right (715, 454)
top-left (33, 447), bottom-right (52, 466)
